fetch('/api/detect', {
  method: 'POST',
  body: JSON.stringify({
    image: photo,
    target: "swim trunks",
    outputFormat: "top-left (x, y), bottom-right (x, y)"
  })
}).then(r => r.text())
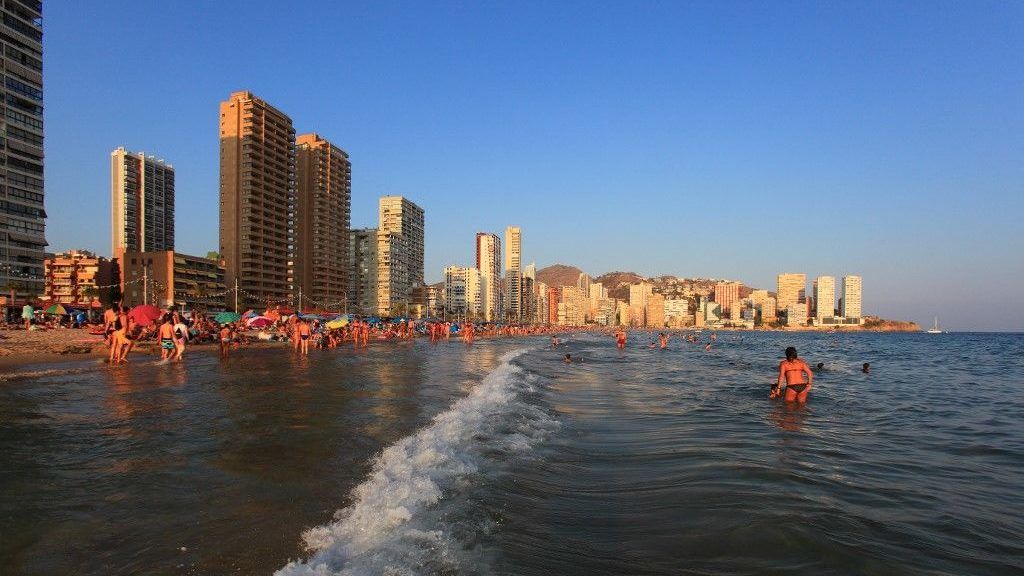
top-left (161, 338), bottom-right (175, 350)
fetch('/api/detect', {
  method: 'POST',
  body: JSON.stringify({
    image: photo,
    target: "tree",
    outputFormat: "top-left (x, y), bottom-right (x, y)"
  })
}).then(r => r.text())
top-left (206, 251), bottom-right (220, 262)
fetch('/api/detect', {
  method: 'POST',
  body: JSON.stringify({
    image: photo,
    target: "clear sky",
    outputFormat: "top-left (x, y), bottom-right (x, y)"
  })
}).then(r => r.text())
top-left (43, 1), bottom-right (1023, 331)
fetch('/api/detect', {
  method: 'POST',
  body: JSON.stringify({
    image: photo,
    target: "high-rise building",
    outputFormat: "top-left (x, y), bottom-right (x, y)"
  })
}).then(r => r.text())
top-left (376, 196), bottom-right (424, 314)
top-left (294, 133), bottom-right (350, 308)
top-left (776, 273), bottom-right (806, 313)
top-left (841, 275), bottom-right (862, 319)
top-left (111, 147), bottom-right (175, 259)
top-left (219, 91), bottom-right (296, 306)
top-left (0, 1), bottom-right (46, 298)
top-left (534, 280), bottom-right (549, 324)
top-left (443, 265), bottom-right (481, 319)
top-left (714, 281), bottom-right (742, 314)
top-left (504, 226), bottom-right (522, 322)
top-left (647, 293), bottom-right (666, 328)
top-left (814, 275), bottom-right (836, 321)
top-left (522, 262), bottom-right (536, 324)
top-left (558, 285), bottom-right (586, 326)
top-left (475, 232), bottom-right (501, 321)
top-left (749, 289), bottom-right (777, 322)
top-left (348, 228), bottom-right (377, 314)
top-left (629, 282), bottom-right (652, 327)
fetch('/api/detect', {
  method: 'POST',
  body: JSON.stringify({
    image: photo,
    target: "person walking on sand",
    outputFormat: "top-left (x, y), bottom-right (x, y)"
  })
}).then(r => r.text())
top-left (774, 346), bottom-right (814, 403)
top-left (102, 303), bottom-right (119, 346)
top-left (21, 301), bottom-right (33, 330)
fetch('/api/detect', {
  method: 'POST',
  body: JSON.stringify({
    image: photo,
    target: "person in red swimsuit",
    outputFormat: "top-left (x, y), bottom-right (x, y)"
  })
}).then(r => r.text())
top-left (774, 346), bottom-right (813, 403)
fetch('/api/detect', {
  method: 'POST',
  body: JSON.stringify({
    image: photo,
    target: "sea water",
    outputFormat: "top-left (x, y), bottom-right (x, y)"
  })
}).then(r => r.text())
top-left (1, 332), bottom-right (1021, 575)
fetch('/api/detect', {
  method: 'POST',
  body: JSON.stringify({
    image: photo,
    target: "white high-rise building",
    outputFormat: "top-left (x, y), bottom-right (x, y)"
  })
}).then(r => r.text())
top-left (475, 232), bottom-right (502, 321)
top-left (814, 276), bottom-right (836, 321)
top-left (504, 226), bottom-right (522, 322)
top-left (443, 265), bottom-right (481, 319)
top-left (841, 275), bottom-right (863, 319)
top-left (111, 147), bottom-right (175, 257)
top-left (377, 196), bottom-right (425, 314)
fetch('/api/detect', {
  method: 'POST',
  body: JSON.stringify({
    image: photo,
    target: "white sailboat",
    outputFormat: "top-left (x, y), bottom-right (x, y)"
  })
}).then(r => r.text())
top-left (926, 317), bottom-right (944, 334)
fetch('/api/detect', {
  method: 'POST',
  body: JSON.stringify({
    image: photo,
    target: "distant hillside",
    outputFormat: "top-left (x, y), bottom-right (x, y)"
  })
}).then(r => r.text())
top-left (536, 264), bottom-right (585, 289)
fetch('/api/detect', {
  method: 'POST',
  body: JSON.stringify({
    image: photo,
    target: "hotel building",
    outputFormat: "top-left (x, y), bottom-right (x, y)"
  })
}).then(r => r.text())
top-left (475, 232), bottom-right (501, 321)
top-left (348, 228), bottom-right (378, 314)
top-left (841, 275), bottom-right (863, 319)
top-left (0, 0), bottom-right (46, 298)
top-left (714, 281), bottom-right (741, 315)
top-left (443, 265), bottom-right (481, 319)
top-left (219, 90), bottom-right (296, 307)
top-left (294, 133), bottom-right (350, 308)
top-left (814, 275), bottom-right (836, 321)
top-left (776, 273), bottom-right (806, 315)
top-left (120, 250), bottom-right (225, 311)
top-left (111, 147), bottom-right (174, 258)
top-left (376, 196), bottom-right (424, 314)
top-left (504, 226), bottom-right (522, 322)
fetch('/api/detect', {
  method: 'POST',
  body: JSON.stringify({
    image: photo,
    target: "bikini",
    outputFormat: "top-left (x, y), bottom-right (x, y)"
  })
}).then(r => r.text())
top-left (784, 367), bottom-right (808, 393)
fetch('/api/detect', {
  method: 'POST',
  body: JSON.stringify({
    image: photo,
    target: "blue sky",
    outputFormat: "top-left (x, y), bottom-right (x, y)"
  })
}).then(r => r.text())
top-left (43, 1), bottom-right (1023, 331)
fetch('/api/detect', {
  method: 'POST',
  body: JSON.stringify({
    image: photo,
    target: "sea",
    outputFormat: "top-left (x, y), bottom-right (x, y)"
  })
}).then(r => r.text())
top-left (1, 331), bottom-right (1022, 575)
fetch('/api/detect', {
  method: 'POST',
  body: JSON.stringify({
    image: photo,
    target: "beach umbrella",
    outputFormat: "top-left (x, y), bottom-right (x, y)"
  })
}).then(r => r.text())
top-left (43, 303), bottom-right (68, 315)
top-left (128, 304), bottom-right (163, 326)
top-left (300, 313), bottom-right (324, 321)
top-left (242, 309), bottom-right (258, 319)
top-left (325, 316), bottom-right (349, 330)
top-left (247, 316), bottom-right (273, 328)
top-left (215, 311), bottom-right (242, 325)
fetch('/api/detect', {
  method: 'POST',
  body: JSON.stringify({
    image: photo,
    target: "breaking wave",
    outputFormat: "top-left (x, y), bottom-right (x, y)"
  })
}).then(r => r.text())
top-left (276, 348), bottom-right (557, 576)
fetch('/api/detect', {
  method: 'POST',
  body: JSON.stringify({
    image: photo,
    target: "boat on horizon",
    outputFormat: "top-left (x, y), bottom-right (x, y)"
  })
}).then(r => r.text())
top-left (927, 317), bottom-right (945, 334)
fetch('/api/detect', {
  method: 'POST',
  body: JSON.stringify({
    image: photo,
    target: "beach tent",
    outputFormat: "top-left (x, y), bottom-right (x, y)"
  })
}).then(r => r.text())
top-left (43, 303), bottom-right (68, 315)
top-left (214, 311), bottom-right (242, 325)
top-left (128, 304), bottom-right (163, 326)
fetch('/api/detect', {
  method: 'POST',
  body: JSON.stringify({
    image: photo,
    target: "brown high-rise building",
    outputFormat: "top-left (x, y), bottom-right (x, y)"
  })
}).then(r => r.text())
top-left (376, 196), bottom-right (424, 314)
top-left (219, 91), bottom-right (296, 307)
top-left (294, 133), bottom-right (350, 309)
top-left (714, 281), bottom-right (741, 315)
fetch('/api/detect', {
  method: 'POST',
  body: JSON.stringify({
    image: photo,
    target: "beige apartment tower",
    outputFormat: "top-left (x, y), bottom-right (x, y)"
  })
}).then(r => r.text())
top-left (776, 273), bottom-right (806, 313)
top-left (476, 232), bottom-right (502, 321)
top-left (376, 196), bottom-right (425, 314)
top-left (841, 275), bottom-right (863, 319)
top-left (294, 133), bottom-right (350, 308)
top-left (814, 275), bottom-right (836, 320)
top-left (0, 0), bottom-right (46, 298)
top-left (505, 226), bottom-right (522, 322)
top-left (219, 91), bottom-right (296, 306)
top-left (111, 147), bottom-right (175, 258)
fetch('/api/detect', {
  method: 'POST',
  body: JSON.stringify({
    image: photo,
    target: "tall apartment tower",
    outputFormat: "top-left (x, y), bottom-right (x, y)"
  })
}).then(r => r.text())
top-left (294, 133), bottom-right (350, 308)
top-left (219, 91), bottom-right (296, 306)
top-left (776, 273), bottom-right (806, 312)
top-left (714, 281), bottom-right (742, 314)
top-left (348, 228), bottom-right (378, 314)
top-left (0, 1), bottom-right (45, 297)
top-left (475, 232), bottom-right (502, 321)
top-left (504, 225), bottom-right (522, 322)
top-left (376, 196), bottom-right (424, 314)
top-left (111, 147), bottom-right (175, 259)
top-left (841, 275), bottom-right (862, 319)
top-left (814, 276), bottom-right (836, 320)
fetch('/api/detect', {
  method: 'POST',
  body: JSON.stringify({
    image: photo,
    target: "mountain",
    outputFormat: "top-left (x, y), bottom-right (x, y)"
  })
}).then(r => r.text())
top-left (536, 264), bottom-right (585, 289)
top-left (594, 271), bottom-right (647, 300)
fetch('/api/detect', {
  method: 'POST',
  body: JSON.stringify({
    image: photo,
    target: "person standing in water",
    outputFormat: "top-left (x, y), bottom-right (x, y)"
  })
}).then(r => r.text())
top-left (615, 328), bottom-right (627, 350)
top-left (774, 346), bottom-right (814, 403)
top-left (158, 314), bottom-right (176, 361)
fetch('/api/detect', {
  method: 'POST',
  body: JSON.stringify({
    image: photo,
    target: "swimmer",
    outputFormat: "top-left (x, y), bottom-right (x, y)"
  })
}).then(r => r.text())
top-left (705, 343), bottom-right (712, 352)
top-left (775, 346), bottom-right (813, 403)
top-left (862, 362), bottom-right (870, 374)
top-left (564, 353), bottom-right (572, 364)
top-left (659, 333), bottom-right (668, 349)
top-left (816, 362), bottom-right (825, 370)
top-left (615, 328), bottom-right (627, 350)
top-left (551, 335), bottom-right (559, 347)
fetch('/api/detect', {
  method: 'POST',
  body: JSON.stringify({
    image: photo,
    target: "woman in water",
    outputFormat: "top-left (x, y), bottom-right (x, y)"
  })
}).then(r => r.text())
top-left (774, 346), bottom-right (813, 403)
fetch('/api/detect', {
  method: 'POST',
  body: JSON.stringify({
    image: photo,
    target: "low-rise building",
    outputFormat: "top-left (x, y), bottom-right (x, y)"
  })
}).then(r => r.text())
top-left (120, 251), bottom-right (225, 311)
top-left (43, 250), bottom-right (114, 306)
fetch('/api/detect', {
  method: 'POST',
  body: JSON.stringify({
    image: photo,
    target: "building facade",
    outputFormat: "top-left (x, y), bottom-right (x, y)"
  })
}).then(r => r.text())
top-left (219, 90), bottom-right (296, 307)
top-left (376, 196), bottom-right (424, 314)
top-left (294, 133), bottom-right (350, 309)
top-left (0, 0), bottom-right (46, 298)
top-left (43, 250), bottom-right (113, 306)
top-left (814, 275), bottom-right (836, 321)
top-left (443, 265), bottom-right (481, 319)
top-left (475, 232), bottom-right (501, 321)
top-left (504, 225), bottom-right (522, 322)
top-left (776, 273), bottom-right (806, 314)
top-left (714, 281), bottom-right (741, 315)
top-left (111, 147), bottom-right (174, 259)
top-left (841, 275), bottom-right (862, 319)
top-left (120, 250), bottom-right (225, 311)
top-left (348, 228), bottom-right (377, 315)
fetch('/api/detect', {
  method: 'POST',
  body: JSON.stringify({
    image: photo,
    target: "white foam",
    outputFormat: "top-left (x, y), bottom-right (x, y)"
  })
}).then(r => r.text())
top-left (276, 349), bottom-right (556, 576)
